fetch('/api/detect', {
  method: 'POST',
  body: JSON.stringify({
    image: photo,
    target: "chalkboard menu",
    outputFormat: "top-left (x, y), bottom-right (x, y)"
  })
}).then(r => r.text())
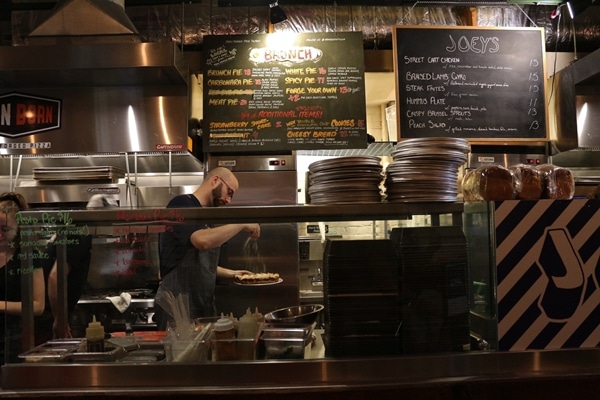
top-left (203, 32), bottom-right (367, 153)
top-left (394, 26), bottom-right (547, 141)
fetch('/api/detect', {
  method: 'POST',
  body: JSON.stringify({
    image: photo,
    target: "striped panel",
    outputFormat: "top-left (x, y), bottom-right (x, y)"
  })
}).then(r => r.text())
top-left (495, 199), bottom-right (600, 351)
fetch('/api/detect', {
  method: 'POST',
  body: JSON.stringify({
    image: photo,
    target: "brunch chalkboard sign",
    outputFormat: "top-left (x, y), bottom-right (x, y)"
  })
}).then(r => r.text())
top-left (393, 26), bottom-right (547, 141)
top-left (203, 32), bottom-right (367, 153)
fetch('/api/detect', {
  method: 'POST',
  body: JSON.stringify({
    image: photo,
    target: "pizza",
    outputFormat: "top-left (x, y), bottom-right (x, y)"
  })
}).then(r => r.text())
top-left (234, 272), bottom-right (280, 284)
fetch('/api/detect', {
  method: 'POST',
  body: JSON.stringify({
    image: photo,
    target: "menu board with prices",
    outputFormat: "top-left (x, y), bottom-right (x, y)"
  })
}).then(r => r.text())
top-left (394, 26), bottom-right (548, 141)
top-left (203, 32), bottom-right (367, 153)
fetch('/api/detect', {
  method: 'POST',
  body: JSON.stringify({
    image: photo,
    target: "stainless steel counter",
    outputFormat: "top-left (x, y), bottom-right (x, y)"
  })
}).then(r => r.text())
top-left (4, 203), bottom-right (600, 398)
top-left (3, 348), bottom-right (600, 396)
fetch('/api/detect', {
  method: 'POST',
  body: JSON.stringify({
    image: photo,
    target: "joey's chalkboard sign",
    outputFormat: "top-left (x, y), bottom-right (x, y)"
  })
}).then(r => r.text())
top-left (203, 32), bottom-right (367, 153)
top-left (394, 26), bottom-right (547, 141)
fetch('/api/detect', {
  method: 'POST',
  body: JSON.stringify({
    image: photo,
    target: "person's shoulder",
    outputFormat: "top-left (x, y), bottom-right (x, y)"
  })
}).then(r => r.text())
top-left (167, 194), bottom-right (200, 208)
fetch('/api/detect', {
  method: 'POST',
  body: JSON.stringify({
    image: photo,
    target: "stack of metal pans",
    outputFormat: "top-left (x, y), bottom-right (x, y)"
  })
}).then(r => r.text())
top-left (322, 239), bottom-right (401, 357)
top-left (33, 166), bottom-right (126, 182)
top-left (384, 137), bottom-right (469, 203)
top-left (307, 156), bottom-right (383, 205)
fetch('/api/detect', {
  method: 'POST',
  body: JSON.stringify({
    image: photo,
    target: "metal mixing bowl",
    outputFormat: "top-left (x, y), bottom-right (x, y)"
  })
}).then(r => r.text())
top-left (264, 304), bottom-right (324, 324)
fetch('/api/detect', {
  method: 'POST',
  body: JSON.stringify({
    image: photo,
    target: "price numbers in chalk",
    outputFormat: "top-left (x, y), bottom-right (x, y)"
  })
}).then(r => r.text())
top-left (527, 58), bottom-right (542, 131)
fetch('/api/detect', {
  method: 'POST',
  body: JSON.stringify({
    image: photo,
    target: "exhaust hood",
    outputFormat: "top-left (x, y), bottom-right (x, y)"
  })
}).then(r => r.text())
top-left (0, 0), bottom-right (190, 157)
top-left (0, 42), bottom-right (189, 87)
top-left (553, 47), bottom-right (600, 153)
top-left (0, 0), bottom-right (188, 87)
top-left (26, 0), bottom-right (139, 44)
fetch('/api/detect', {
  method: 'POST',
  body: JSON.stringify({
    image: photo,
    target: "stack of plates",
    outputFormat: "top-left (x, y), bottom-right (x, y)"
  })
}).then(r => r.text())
top-left (307, 156), bottom-right (383, 205)
top-left (384, 137), bottom-right (469, 203)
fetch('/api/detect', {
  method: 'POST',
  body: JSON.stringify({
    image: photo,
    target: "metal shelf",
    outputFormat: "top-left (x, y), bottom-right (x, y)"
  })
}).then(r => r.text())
top-left (18, 202), bottom-right (465, 226)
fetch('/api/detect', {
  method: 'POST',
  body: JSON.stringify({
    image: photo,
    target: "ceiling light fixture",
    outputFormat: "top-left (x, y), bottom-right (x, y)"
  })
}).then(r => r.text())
top-left (269, 1), bottom-right (288, 25)
top-left (566, 0), bottom-right (594, 18)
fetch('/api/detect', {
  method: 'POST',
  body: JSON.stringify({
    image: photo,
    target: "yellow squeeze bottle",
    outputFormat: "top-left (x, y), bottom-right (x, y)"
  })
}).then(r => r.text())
top-left (86, 315), bottom-right (105, 352)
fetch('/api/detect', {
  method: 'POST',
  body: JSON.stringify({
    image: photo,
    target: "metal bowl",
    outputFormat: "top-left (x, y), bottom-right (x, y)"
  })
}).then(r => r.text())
top-left (264, 304), bottom-right (324, 324)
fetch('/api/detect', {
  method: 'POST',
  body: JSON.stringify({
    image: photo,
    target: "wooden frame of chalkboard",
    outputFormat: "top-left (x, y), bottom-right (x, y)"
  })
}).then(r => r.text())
top-left (202, 32), bottom-right (368, 153)
top-left (393, 26), bottom-right (548, 143)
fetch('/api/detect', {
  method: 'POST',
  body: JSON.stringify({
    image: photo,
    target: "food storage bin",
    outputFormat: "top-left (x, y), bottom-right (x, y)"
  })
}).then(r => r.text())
top-left (164, 338), bottom-right (210, 362)
top-left (209, 337), bottom-right (257, 361)
top-left (258, 323), bottom-right (314, 359)
top-left (18, 339), bottom-right (82, 363)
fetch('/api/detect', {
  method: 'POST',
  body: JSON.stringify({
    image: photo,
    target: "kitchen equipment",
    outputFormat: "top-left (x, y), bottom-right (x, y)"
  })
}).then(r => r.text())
top-left (206, 153), bottom-right (300, 318)
top-left (264, 304), bottom-right (324, 325)
top-left (68, 227), bottom-right (161, 335)
top-left (554, 46), bottom-right (600, 152)
top-left (32, 166), bottom-right (127, 182)
top-left (19, 337), bottom-right (166, 364)
top-left (0, 0), bottom-right (189, 156)
top-left (18, 339), bottom-right (82, 363)
top-left (258, 323), bottom-right (315, 360)
top-left (72, 289), bottom-right (158, 336)
top-left (467, 144), bottom-right (549, 170)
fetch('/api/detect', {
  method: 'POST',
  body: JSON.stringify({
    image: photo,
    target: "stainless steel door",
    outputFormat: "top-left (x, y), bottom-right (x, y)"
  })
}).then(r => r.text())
top-left (208, 155), bottom-right (299, 317)
top-left (216, 221), bottom-right (299, 317)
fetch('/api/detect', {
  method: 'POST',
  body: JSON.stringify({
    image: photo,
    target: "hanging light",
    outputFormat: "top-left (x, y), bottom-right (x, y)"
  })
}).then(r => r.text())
top-left (566, 0), bottom-right (593, 19)
top-left (269, 1), bottom-right (288, 25)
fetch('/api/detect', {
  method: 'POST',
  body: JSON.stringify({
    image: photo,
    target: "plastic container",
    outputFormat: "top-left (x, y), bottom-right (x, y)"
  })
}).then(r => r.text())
top-left (164, 319), bottom-right (213, 363)
top-left (85, 315), bottom-right (105, 353)
top-left (212, 318), bottom-right (236, 361)
top-left (238, 309), bottom-right (259, 339)
top-left (236, 309), bottom-right (259, 360)
top-left (164, 339), bottom-right (209, 362)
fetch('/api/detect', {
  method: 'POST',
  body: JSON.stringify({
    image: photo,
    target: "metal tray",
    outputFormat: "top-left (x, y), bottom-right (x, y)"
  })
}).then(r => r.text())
top-left (65, 345), bottom-right (126, 362)
top-left (18, 339), bottom-right (82, 363)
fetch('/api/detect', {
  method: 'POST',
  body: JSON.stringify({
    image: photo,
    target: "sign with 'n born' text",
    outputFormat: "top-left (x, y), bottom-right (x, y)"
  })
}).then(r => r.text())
top-left (0, 92), bottom-right (61, 138)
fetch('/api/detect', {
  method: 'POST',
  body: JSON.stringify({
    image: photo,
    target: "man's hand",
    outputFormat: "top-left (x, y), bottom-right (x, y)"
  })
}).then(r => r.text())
top-left (244, 223), bottom-right (260, 239)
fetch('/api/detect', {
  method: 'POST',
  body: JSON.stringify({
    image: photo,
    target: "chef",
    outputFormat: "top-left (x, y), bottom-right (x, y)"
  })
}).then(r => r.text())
top-left (154, 167), bottom-right (260, 329)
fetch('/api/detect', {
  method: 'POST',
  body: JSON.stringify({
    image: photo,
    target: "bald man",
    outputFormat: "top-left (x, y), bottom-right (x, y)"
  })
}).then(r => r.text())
top-left (155, 167), bottom-right (260, 329)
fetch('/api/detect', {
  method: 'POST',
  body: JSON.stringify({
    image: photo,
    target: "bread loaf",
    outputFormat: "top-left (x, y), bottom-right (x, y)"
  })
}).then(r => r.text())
top-left (509, 164), bottom-right (543, 200)
top-left (461, 169), bottom-right (478, 202)
top-left (537, 164), bottom-right (575, 199)
top-left (462, 165), bottom-right (515, 201)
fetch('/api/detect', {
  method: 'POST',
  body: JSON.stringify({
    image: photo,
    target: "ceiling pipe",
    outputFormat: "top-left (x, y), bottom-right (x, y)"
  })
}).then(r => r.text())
top-left (6, 2), bottom-right (600, 53)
